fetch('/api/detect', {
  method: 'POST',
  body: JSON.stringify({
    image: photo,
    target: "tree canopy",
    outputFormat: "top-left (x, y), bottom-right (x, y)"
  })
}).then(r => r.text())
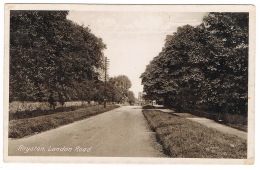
top-left (107, 75), bottom-right (135, 104)
top-left (10, 11), bottom-right (106, 102)
top-left (141, 12), bottom-right (248, 115)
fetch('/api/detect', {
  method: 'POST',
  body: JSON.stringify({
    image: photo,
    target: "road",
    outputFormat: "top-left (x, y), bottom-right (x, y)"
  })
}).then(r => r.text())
top-left (8, 106), bottom-right (166, 157)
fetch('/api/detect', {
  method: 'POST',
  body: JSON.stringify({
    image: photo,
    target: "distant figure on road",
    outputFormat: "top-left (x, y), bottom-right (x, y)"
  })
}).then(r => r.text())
top-left (58, 92), bottom-right (65, 107)
top-left (48, 93), bottom-right (56, 109)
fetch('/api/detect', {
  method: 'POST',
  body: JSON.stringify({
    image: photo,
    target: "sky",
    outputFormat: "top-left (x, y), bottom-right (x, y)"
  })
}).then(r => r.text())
top-left (67, 11), bottom-right (207, 98)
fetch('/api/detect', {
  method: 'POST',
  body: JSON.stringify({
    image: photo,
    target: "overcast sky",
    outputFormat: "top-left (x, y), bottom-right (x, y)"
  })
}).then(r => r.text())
top-left (67, 11), bottom-right (207, 98)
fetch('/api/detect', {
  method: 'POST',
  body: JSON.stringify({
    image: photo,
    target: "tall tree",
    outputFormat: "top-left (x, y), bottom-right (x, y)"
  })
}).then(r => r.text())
top-left (141, 12), bottom-right (248, 115)
top-left (202, 12), bottom-right (249, 114)
top-left (108, 75), bottom-right (133, 103)
top-left (10, 11), bottom-right (106, 103)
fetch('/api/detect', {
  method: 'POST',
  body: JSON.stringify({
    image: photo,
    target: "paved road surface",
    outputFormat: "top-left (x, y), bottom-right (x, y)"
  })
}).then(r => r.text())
top-left (9, 106), bottom-right (166, 157)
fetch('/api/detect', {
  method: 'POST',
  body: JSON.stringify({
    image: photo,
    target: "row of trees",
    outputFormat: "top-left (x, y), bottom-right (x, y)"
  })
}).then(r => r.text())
top-left (141, 13), bottom-right (248, 115)
top-left (10, 11), bottom-right (135, 105)
top-left (107, 75), bottom-right (136, 104)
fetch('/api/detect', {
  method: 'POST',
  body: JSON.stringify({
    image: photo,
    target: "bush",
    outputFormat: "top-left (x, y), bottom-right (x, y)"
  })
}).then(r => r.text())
top-left (142, 105), bottom-right (156, 109)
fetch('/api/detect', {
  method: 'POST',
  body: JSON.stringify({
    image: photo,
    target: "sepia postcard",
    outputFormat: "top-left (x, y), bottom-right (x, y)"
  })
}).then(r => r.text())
top-left (3, 4), bottom-right (255, 164)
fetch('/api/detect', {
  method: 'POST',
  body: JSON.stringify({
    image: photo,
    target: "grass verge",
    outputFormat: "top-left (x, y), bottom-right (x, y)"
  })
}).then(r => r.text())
top-left (143, 110), bottom-right (247, 158)
top-left (9, 106), bottom-right (86, 120)
top-left (9, 105), bottom-right (119, 139)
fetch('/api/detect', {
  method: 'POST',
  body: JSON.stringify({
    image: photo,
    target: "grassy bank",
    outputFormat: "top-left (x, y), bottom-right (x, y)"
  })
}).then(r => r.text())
top-left (143, 110), bottom-right (247, 158)
top-left (9, 105), bottom-right (119, 138)
top-left (9, 106), bottom-right (85, 120)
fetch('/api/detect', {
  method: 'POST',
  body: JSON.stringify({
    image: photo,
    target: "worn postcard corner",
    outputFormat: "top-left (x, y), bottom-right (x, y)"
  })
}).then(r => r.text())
top-left (4, 4), bottom-right (255, 164)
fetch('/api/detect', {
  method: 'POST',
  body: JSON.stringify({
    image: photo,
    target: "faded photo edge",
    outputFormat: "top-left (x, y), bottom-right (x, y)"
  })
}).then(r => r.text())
top-left (3, 4), bottom-right (256, 164)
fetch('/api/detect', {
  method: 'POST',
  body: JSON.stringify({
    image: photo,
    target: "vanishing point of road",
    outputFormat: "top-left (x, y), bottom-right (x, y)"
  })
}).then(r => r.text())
top-left (8, 106), bottom-right (166, 157)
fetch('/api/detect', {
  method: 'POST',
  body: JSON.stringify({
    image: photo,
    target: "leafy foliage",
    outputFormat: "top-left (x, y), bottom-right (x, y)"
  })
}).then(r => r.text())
top-left (107, 75), bottom-right (135, 104)
top-left (141, 12), bottom-right (248, 116)
top-left (10, 11), bottom-right (107, 103)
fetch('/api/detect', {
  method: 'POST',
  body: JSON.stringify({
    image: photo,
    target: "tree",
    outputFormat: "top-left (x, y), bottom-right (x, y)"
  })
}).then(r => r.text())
top-left (141, 25), bottom-right (208, 109)
top-left (127, 91), bottom-right (136, 105)
top-left (108, 75), bottom-right (134, 104)
top-left (10, 11), bottom-right (106, 104)
top-left (201, 12), bottom-right (248, 114)
top-left (141, 12), bottom-right (248, 116)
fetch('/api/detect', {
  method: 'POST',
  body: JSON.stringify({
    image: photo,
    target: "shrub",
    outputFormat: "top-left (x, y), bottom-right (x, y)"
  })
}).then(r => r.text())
top-left (142, 105), bottom-right (156, 109)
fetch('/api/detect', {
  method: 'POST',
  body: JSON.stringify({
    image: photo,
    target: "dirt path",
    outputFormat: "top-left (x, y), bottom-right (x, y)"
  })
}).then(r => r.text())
top-left (8, 106), bottom-right (166, 157)
top-left (186, 117), bottom-right (247, 140)
top-left (158, 109), bottom-right (247, 140)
